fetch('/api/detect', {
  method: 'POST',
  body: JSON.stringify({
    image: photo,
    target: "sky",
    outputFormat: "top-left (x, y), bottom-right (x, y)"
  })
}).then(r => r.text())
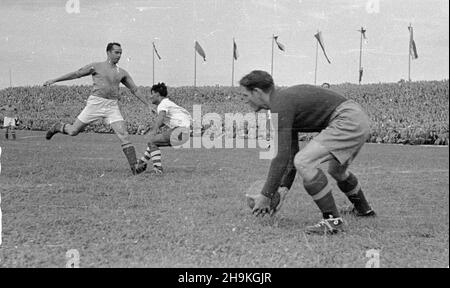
top-left (0, 0), bottom-right (448, 88)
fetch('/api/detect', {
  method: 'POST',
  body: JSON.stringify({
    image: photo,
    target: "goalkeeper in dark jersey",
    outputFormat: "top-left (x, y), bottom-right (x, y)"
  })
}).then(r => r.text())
top-left (239, 70), bottom-right (375, 235)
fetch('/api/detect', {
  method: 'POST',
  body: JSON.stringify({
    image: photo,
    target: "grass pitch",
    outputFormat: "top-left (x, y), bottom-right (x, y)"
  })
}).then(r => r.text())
top-left (0, 131), bottom-right (448, 267)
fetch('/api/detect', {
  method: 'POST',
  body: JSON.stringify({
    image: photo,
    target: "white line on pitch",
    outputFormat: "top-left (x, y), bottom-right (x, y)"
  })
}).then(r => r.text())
top-left (19, 136), bottom-right (44, 139)
top-left (362, 169), bottom-right (449, 175)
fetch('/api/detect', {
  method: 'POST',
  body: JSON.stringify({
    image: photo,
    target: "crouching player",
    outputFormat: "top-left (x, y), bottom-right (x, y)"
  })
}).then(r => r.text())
top-left (136, 83), bottom-right (191, 174)
top-left (240, 70), bottom-right (375, 235)
top-left (1, 102), bottom-right (19, 140)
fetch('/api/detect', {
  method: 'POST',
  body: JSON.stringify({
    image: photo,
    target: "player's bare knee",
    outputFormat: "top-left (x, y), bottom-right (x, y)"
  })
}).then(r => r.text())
top-left (294, 153), bottom-right (311, 173)
top-left (117, 133), bottom-right (130, 144)
top-left (293, 153), bottom-right (303, 168)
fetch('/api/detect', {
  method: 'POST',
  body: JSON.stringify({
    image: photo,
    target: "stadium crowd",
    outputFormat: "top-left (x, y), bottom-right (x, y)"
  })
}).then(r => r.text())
top-left (0, 80), bottom-right (448, 145)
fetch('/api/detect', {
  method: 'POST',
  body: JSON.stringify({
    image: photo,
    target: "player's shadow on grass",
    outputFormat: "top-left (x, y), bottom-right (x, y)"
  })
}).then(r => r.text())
top-left (250, 215), bottom-right (309, 230)
top-left (164, 166), bottom-right (198, 173)
top-left (273, 217), bottom-right (311, 230)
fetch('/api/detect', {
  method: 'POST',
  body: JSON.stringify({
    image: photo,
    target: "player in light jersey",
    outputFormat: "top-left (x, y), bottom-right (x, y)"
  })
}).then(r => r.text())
top-left (240, 70), bottom-right (375, 235)
top-left (136, 83), bottom-right (191, 174)
top-left (43, 42), bottom-right (151, 175)
top-left (1, 101), bottom-right (19, 140)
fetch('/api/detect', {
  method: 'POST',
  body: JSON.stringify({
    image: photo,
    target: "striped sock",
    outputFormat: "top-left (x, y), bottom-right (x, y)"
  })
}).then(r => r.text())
top-left (304, 169), bottom-right (340, 219)
top-left (141, 149), bottom-right (151, 162)
top-left (142, 142), bottom-right (162, 170)
top-left (59, 123), bottom-right (67, 134)
top-left (122, 143), bottom-right (137, 168)
top-left (337, 172), bottom-right (372, 213)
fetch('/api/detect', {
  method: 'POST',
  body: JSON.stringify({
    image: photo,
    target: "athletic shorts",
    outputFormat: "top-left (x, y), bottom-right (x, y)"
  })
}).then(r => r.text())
top-left (3, 117), bottom-right (17, 127)
top-left (77, 95), bottom-right (124, 125)
top-left (313, 100), bottom-right (370, 165)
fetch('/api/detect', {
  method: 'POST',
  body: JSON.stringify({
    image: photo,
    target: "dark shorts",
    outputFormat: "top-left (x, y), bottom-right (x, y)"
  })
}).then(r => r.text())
top-left (155, 127), bottom-right (190, 147)
top-left (313, 100), bottom-right (370, 165)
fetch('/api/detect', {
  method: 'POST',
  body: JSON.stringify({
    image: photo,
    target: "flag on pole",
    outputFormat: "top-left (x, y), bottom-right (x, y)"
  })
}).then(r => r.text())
top-left (273, 36), bottom-right (285, 51)
top-left (153, 42), bottom-right (162, 60)
top-left (361, 28), bottom-right (367, 40)
top-left (233, 39), bottom-right (239, 60)
top-left (408, 26), bottom-right (418, 60)
top-left (195, 41), bottom-right (207, 61)
top-left (314, 31), bottom-right (331, 64)
top-left (357, 27), bottom-right (368, 43)
top-left (361, 27), bottom-right (368, 44)
top-left (359, 67), bottom-right (364, 83)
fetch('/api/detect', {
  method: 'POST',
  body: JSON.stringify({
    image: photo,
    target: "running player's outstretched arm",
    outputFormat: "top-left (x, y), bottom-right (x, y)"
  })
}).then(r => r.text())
top-left (43, 64), bottom-right (95, 86)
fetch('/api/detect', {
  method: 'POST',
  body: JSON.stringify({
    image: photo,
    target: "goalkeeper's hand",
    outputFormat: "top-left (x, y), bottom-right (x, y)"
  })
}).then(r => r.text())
top-left (251, 194), bottom-right (272, 217)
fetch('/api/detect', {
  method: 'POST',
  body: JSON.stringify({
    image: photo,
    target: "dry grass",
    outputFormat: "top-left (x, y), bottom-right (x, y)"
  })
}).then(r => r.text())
top-left (0, 131), bottom-right (448, 267)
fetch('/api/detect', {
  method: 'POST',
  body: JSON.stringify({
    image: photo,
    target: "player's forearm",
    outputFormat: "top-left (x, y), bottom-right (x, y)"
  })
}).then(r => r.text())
top-left (154, 119), bottom-right (164, 131)
top-left (280, 165), bottom-right (297, 190)
top-left (52, 71), bottom-right (80, 83)
top-left (280, 140), bottom-right (299, 189)
top-left (261, 154), bottom-right (290, 197)
top-left (149, 117), bottom-right (165, 133)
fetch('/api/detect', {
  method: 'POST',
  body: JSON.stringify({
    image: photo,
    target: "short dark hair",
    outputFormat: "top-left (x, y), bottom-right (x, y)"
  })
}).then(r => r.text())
top-left (239, 70), bottom-right (274, 93)
top-left (151, 82), bottom-right (168, 97)
top-left (106, 42), bottom-right (121, 52)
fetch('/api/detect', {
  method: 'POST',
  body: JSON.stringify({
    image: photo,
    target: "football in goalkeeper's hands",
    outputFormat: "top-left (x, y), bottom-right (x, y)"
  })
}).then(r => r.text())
top-left (246, 191), bottom-right (280, 211)
top-left (245, 180), bottom-right (280, 210)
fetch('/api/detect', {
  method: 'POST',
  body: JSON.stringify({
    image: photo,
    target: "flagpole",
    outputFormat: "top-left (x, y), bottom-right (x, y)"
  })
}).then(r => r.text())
top-left (314, 37), bottom-right (318, 85)
top-left (194, 43), bottom-right (197, 87)
top-left (408, 23), bottom-right (412, 82)
top-left (232, 38), bottom-right (235, 87)
top-left (152, 42), bottom-right (155, 85)
top-left (359, 27), bottom-right (363, 85)
top-left (271, 34), bottom-right (274, 76)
